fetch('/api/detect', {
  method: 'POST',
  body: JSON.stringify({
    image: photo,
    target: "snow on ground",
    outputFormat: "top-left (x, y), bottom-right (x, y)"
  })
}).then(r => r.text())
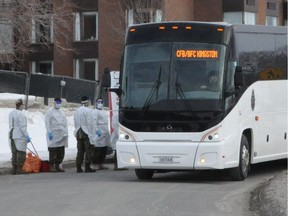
top-left (0, 93), bottom-right (78, 167)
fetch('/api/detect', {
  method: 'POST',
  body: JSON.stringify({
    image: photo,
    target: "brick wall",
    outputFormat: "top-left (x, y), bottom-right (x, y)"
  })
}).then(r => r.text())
top-left (98, 0), bottom-right (123, 77)
top-left (194, 0), bottom-right (222, 22)
top-left (165, 0), bottom-right (194, 21)
top-left (53, 0), bottom-right (74, 77)
top-left (257, 0), bottom-right (267, 25)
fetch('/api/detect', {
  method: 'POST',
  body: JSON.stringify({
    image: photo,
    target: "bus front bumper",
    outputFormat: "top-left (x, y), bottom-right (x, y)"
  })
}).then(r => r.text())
top-left (116, 141), bottom-right (238, 170)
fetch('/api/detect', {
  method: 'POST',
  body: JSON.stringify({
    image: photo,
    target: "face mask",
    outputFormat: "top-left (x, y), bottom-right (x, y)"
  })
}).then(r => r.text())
top-left (96, 103), bottom-right (103, 109)
top-left (55, 103), bottom-right (61, 109)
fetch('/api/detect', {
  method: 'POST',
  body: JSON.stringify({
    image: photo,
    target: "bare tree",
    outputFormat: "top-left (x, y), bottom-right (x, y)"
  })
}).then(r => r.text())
top-left (103, 0), bottom-right (166, 43)
top-left (0, 0), bottom-right (75, 70)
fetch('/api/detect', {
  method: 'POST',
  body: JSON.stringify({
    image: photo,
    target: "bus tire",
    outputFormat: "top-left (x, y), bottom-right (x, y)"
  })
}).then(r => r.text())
top-left (230, 134), bottom-right (250, 181)
top-left (135, 169), bottom-right (154, 180)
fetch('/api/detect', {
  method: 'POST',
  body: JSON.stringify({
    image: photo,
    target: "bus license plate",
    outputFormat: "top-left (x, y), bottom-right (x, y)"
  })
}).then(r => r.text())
top-left (159, 156), bottom-right (173, 163)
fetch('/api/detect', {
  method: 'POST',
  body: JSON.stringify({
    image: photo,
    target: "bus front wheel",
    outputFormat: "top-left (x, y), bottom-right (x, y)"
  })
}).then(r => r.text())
top-left (230, 134), bottom-right (250, 181)
top-left (135, 169), bottom-right (154, 180)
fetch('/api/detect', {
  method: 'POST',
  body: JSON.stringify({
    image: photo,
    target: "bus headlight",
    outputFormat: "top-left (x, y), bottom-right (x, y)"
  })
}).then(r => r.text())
top-left (207, 133), bottom-right (219, 140)
top-left (118, 127), bottom-right (136, 142)
top-left (201, 126), bottom-right (222, 142)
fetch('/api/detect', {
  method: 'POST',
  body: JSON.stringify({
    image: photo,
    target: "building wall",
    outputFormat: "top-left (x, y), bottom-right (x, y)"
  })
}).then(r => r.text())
top-left (223, 0), bottom-right (244, 12)
top-left (75, 0), bottom-right (98, 11)
top-left (194, 0), bottom-right (223, 22)
top-left (164, 0), bottom-right (194, 21)
top-left (53, 0), bottom-right (74, 77)
top-left (98, 0), bottom-right (123, 77)
top-left (52, 0), bottom-right (100, 78)
top-left (257, 0), bottom-right (267, 25)
top-left (54, 49), bottom-right (74, 77)
top-left (283, 1), bottom-right (287, 25)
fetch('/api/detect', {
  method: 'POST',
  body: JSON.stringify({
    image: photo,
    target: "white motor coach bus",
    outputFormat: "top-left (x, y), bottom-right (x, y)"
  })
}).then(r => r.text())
top-left (103, 22), bottom-right (287, 181)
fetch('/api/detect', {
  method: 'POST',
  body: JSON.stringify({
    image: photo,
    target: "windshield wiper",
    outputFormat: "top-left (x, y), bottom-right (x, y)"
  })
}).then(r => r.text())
top-left (175, 80), bottom-right (194, 114)
top-left (142, 66), bottom-right (162, 112)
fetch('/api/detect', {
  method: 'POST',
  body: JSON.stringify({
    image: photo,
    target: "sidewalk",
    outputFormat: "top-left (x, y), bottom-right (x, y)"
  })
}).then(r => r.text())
top-left (0, 151), bottom-right (115, 175)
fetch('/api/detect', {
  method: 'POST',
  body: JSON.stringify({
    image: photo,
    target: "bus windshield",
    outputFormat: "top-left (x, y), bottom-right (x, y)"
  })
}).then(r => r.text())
top-left (121, 42), bottom-right (226, 112)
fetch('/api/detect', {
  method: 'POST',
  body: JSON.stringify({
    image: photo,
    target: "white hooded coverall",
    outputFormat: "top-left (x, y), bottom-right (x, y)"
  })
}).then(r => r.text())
top-left (45, 107), bottom-right (68, 148)
top-left (90, 108), bottom-right (111, 147)
top-left (74, 105), bottom-right (93, 139)
top-left (8, 109), bottom-right (29, 152)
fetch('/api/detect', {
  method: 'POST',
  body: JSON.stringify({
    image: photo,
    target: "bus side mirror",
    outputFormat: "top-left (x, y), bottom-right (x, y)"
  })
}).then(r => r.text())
top-left (234, 66), bottom-right (244, 87)
top-left (102, 68), bottom-right (111, 88)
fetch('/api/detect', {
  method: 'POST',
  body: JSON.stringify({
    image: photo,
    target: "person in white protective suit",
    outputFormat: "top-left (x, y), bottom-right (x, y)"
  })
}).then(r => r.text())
top-left (8, 99), bottom-right (32, 174)
top-left (90, 98), bottom-right (111, 170)
top-left (44, 98), bottom-right (68, 172)
top-left (74, 96), bottom-right (96, 173)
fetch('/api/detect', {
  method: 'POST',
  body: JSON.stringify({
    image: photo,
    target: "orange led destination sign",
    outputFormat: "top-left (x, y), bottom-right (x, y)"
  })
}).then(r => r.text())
top-left (176, 50), bottom-right (218, 59)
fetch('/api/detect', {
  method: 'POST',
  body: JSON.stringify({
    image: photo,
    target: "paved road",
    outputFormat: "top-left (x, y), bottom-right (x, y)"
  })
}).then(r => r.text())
top-left (0, 160), bottom-right (286, 216)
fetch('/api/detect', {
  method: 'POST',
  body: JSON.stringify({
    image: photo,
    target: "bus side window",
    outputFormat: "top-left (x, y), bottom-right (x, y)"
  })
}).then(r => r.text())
top-left (225, 60), bottom-right (237, 111)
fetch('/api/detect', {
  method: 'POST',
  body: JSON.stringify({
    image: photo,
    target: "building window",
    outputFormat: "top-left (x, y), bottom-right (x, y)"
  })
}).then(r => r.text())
top-left (246, 0), bottom-right (256, 6)
top-left (31, 61), bottom-right (53, 75)
top-left (267, 2), bottom-right (276, 10)
top-left (127, 9), bottom-right (163, 26)
top-left (266, 16), bottom-right (278, 26)
top-left (31, 16), bottom-right (53, 43)
top-left (140, 11), bottom-right (152, 23)
top-left (223, 12), bottom-right (256, 25)
top-left (244, 12), bottom-right (256, 24)
top-left (223, 12), bottom-right (243, 24)
top-left (74, 59), bottom-right (98, 81)
top-left (74, 12), bottom-right (98, 41)
top-left (0, 20), bottom-right (13, 54)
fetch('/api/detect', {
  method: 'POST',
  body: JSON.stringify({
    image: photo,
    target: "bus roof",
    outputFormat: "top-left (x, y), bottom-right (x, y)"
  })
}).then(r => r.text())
top-left (126, 21), bottom-right (233, 45)
top-left (129, 21), bottom-right (233, 28)
top-left (233, 24), bottom-right (287, 35)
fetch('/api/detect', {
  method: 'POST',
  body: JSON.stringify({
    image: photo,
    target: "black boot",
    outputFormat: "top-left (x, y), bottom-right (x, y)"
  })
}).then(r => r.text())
top-left (11, 165), bottom-right (17, 175)
top-left (16, 166), bottom-right (27, 175)
top-left (49, 164), bottom-right (58, 172)
top-left (77, 164), bottom-right (83, 173)
top-left (55, 164), bottom-right (65, 172)
top-left (85, 163), bottom-right (96, 172)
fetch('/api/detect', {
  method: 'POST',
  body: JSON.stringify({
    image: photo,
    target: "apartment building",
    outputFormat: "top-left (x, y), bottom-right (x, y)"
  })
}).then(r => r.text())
top-left (0, 0), bottom-right (286, 80)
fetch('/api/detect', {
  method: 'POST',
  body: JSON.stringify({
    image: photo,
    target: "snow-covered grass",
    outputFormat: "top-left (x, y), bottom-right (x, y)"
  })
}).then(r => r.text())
top-left (0, 93), bottom-right (78, 167)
